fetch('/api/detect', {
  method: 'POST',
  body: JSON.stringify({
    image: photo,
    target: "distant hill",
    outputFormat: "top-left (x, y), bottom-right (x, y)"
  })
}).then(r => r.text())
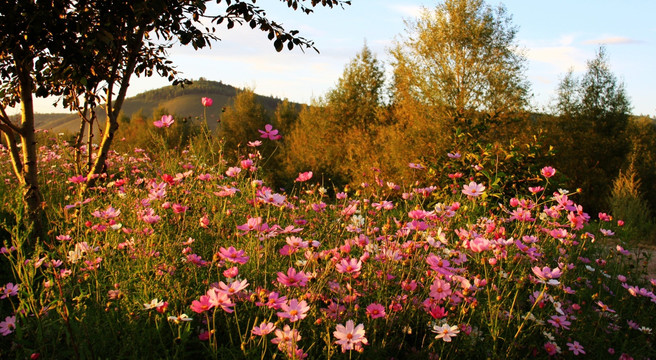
top-left (28, 79), bottom-right (295, 133)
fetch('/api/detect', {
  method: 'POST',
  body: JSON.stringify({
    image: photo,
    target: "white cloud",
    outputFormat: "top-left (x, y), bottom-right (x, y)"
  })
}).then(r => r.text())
top-left (525, 46), bottom-right (588, 72)
top-left (583, 36), bottom-right (642, 45)
top-left (386, 4), bottom-right (424, 18)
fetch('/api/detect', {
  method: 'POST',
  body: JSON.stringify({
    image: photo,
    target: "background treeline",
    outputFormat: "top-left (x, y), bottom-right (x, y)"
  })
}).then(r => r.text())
top-left (55, 0), bottom-right (656, 242)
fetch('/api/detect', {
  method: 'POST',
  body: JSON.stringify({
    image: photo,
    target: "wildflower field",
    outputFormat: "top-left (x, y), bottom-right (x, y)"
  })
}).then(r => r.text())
top-left (0, 116), bottom-right (655, 359)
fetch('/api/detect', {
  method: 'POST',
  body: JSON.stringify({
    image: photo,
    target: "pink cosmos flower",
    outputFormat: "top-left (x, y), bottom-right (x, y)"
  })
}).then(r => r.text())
top-left (271, 325), bottom-right (301, 352)
top-left (365, 303), bottom-right (386, 319)
top-left (335, 258), bottom-right (362, 277)
top-left (206, 288), bottom-right (235, 313)
top-left (408, 162), bottom-right (425, 170)
top-left (295, 171), bottom-right (313, 182)
top-left (334, 320), bottom-right (368, 352)
top-left (531, 266), bottom-right (562, 282)
top-left (257, 188), bottom-right (286, 206)
top-left (277, 267), bottom-right (309, 287)
top-left (426, 304), bottom-right (448, 319)
top-left (216, 279), bottom-right (249, 296)
top-left (0, 315), bottom-right (16, 336)
top-left (528, 186), bottom-right (544, 194)
top-left (252, 322), bottom-right (275, 336)
top-left (139, 208), bottom-right (160, 224)
top-left (190, 295), bottom-right (212, 313)
top-left (68, 175), bottom-right (86, 184)
top-left (225, 166), bottom-right (241, 177)
top-left (218, 246), bottom-right (249, 264)
top-left (236, 217), bottom-right (266, 233)
top-left (429, 278), bottom-right (452, 301)
top-left (447, 152), bottom-right (461, 159)
top-left (171, 203), bottom-right (188, 214)
top-left (462, 181), bottom-right (485, 197)
top-left (548, 314), bottom-right (571, 330)
top-left (259, 124), bottom-right (281, 140)
top-left (596, 301), bottom-right (616, 313)
top-left (544, 342), bottom-right (561, 356)
top-left (259, 291), bottom-right (287, 309)
top-left (199, 215), bottom-right (210, 228)
top-left (1, 283), bottom-right (19, 299)
top-left (154, 115), bottom-right (174, 128)
top-left (223, 266), bottom-right (239, 278)
top-left (541, 166), bottom-right (556, 178)
top-left (92, 205), bottom-right (121, 220)
top-left (240, 159), bottom-right (254, 170)
top-left (277, 299), bottom-right (310, 322)
top-left (201, 97), bottom-right (213, 107)
top-left (432, 323), bottom-right (459, 342)
top-left (469, 237), bottom-right (491, 252)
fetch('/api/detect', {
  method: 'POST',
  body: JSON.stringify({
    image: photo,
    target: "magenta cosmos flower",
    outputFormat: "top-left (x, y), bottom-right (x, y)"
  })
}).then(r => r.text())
top-left (541, 166), bottom-right (556, 178)
top-left (201, 97), bottom-right (213, 107)
top-left (365, 303), bottom-right (386, 319)
top-left (259, 124), bottom-right (281, 140)
top-left (218, 246), bottom-right (249, 264)
top-left (334, 320), bottom-right (368, 352)
top-left (154, 115), bottom-right (174, 128)
top-left (295, 171), bottom-right (313, 182)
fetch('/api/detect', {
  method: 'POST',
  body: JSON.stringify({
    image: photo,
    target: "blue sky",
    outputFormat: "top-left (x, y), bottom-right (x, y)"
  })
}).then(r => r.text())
top-left (21, 0), bottom-right (656, 116)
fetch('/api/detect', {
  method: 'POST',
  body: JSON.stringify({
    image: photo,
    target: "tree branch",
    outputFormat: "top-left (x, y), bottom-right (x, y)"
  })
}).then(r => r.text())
top-left (0, 123), bottom-right (24, 184)
top-left (0, 106), bottom-right (21, 134)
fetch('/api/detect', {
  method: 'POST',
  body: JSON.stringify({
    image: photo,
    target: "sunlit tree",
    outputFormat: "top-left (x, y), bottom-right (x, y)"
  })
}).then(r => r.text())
top-left (390, 0), bottom-right (529, 131)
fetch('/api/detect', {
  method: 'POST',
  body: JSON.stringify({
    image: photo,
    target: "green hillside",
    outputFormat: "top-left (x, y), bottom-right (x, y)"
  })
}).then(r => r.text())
top-left (31, 79), bottom-right (293, 133)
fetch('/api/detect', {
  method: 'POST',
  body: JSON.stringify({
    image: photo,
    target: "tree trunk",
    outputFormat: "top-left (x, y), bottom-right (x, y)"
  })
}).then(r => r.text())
top-left (84, 31), bottom-right (143, 189)
top-left (16, 56), bottom-right (47, 245)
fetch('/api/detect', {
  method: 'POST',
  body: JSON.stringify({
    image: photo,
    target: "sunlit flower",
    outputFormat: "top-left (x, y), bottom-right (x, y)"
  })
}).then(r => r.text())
top-left (206, 288), bottom-right (235, 313)
top-left (143, 298), bottom-right (164, 310)
top-left (218, 246), bottom-right (249, 265)
top-left (216, 279), bottom-right (249, 296)
top-left (259, 124), bottom-right (281, 140)
top-left (295, 171), bottom-right (313, 182)
top-left (429, 278), bottom-right (452, 301)
top-left (271, 325), bottom-right (301, 352)
top-left (167, 313), bottom-right (192, 324)
top-left (154, 115), bottom-right (174, 128)
top-left (252, 322), bottom-right (275, 336)
top-left (432, 323), bottom-right (459, 342)
top-left (365, 303), bottom-right (386, 319)
top-left (277, 299), bottom-right (310, 322)
top-left (277, 267), bottom-right (309, 287)
top-left (334, 320), bottom-right (368, 352)
top-left (462, 181), bottom-right (485, 197)
top-left (541, 166), bottom-right (556, 178)
top-left (201, 97), bottom-right (213, 107)
top-left (335, 258), bottom-right (362, 277)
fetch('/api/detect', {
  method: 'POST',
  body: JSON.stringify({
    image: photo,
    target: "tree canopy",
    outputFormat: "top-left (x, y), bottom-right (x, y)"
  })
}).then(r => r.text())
top-left (391, 0), bottom-right (529, 128)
